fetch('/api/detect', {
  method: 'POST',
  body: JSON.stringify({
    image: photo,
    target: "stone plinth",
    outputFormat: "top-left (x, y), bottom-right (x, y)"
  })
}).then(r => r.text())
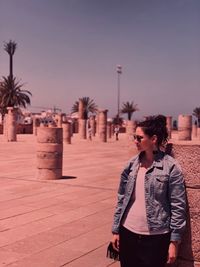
top-left (178, 115), bottom-right (192, 141)
top-left (166, 116), bottom-right (172, 139)
top-left (36, 127), bottom-right (63, 180)
top-left (98, 110), bottom-right (108, 142)
top-left (170, 143), bottom-right (200, 267)
top-left (62, 122), bottom-right (71, 144)
top-left (6, 107), bottom-right (17, 142)
top-left (192, 124), bottom-right (198, 139)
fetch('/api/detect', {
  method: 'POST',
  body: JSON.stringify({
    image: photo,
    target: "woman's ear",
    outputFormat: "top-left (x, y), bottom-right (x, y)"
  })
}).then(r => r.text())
top-left (151, 134), bottom-right (158, 144)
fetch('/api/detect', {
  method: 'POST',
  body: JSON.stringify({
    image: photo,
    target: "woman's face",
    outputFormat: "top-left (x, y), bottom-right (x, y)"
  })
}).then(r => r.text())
top-left (134, 127), bottom-right (157, 152)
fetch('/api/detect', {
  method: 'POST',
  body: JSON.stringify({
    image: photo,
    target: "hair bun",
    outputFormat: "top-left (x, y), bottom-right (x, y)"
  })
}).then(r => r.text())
top-left (154, 115), bottom-right (166, 127)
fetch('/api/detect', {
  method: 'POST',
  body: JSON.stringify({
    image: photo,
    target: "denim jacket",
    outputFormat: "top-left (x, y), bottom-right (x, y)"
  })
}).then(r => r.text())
top-left (112, 151), bottom-right (186, 241)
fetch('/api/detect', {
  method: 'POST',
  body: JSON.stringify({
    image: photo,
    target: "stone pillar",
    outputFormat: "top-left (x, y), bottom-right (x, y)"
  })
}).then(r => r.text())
top-left (166, 116), bottom-right (172, 139)
top-left (126, 120), bottom-right (136, 140)
top-left (78, 99), bottom-right (84, 119)
top-left (170, 143), bottom-right (200, 267)
top-left (178, 115), bottom-right (192, 141)
top-left (33, 117), bottom-right (40, 135)
top-left (79, 119), bottom-right (87, 139)
top-left (55, 114), bottom-right (63, 128)
top-left (197, 128), bottom-right (200, 140)
top-left (89, 115), bottom-right (96, 136)
top-left (96, 112), bottom-right (99, 136)
top-left (78, 99), bottom-right (86, 139)
top-left (192, 124), bottom-right (198, 139)
top-left (107, 121), bottom-right (112, 139)
top-left (98, 110), bottom-right (108, 142)
top-left (111, 123), bottom-right (115, 136)
top-left (3, 114), bottom-right (8, 139)
top-left (62, 122), bottom-right (71, 144)
top-left (36, 127), bottom-right (63, 180)
top-left (6, 107), bottom-right (17, 142)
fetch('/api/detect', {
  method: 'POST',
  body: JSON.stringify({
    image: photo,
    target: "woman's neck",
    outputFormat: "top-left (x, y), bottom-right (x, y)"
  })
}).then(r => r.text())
top-left (140, 150), bottom-right (154, 168)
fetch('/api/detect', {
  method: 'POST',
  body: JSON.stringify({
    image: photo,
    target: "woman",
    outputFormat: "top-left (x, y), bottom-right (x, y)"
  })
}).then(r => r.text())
top-left (111, 115), bottom-right (186, 267)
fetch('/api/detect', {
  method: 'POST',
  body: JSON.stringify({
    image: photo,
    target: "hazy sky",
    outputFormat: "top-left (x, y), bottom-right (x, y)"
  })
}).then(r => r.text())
top-left (0, 0), bottom-right (200, 120)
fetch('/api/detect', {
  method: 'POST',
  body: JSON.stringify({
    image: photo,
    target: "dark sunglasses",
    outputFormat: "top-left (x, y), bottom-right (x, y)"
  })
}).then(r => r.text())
top-left (133, 134), bottom-right (144, 142)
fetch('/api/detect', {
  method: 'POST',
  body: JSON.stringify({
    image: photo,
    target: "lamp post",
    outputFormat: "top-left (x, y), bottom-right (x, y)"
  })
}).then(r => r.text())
top-left (116, 65), bottom-right (122, 124)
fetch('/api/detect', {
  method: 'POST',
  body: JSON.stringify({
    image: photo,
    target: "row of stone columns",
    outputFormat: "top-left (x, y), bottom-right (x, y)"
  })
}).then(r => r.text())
top-left (178, 114), bottom-right (200, 141)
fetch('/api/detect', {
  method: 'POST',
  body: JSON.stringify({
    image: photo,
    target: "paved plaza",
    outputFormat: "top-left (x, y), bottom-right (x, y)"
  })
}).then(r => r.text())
top-left (0, 133), bottom-right (136, 267)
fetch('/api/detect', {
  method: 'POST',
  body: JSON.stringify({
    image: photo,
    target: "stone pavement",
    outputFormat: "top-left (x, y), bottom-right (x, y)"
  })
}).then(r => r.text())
top-left (0, 133), bottom-right (136, 267)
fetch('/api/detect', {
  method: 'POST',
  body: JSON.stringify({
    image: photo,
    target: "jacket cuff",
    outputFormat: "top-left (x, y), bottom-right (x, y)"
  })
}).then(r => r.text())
top-left (170, 232), bottom-right (181, 242)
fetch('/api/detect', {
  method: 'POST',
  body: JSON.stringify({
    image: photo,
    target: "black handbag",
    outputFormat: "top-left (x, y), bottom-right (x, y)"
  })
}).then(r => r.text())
top-left (106, 242), bottom-right (120, 261)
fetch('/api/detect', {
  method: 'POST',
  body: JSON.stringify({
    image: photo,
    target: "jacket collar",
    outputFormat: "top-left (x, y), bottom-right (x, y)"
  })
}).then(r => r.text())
top-left (138, 150), bottom-right (164, 169)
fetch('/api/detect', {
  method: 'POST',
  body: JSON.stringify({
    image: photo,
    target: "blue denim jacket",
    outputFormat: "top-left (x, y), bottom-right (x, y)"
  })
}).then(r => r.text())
top-left (112, 151), bottom-right (186, 241)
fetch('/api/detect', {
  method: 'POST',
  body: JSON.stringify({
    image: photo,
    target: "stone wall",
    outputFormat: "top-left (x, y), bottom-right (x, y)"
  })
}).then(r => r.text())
top-left (170, 142), bottom-right (200, 267)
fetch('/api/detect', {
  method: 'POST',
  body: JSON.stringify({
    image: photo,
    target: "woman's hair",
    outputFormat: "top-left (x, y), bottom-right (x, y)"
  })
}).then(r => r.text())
top-left (137, 115), bottom-right (168, 147)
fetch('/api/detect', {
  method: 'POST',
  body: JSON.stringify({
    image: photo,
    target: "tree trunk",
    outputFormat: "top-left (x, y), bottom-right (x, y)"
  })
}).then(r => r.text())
top-left (9, 54), bottom-right (13, 79)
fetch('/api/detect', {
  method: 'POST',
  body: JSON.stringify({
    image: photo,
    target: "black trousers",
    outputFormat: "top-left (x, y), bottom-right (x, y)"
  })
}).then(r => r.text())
top-left (119, 226), bottom-right (170, 267)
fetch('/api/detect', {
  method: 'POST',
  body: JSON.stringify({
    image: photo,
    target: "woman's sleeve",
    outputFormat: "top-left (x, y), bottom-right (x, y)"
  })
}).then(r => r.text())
top-left (169, 162), bottom-right (187, 241)
top-left (111, 162), bottom-right (132, 234)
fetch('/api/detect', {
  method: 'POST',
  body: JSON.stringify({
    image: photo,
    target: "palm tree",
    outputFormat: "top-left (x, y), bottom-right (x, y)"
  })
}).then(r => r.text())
top-left (193, 107), bottom-right (200, 127)
top-left (4, 40), bottom-right (17, 79)
top-left (120, 101), bottom-right (138, 120)
top-left (71, 97), bottom-right (98, 120)
top-left (0, 76), bottom-right (32, 118)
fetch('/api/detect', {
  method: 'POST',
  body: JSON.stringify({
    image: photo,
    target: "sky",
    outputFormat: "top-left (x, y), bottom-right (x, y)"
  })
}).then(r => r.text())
top-left (0, 0), bottom-right (200, 120)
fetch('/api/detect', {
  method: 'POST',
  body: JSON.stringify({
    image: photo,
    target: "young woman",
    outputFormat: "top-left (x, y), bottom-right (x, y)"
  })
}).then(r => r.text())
top-left (111, 115), bottom-right (186, 267)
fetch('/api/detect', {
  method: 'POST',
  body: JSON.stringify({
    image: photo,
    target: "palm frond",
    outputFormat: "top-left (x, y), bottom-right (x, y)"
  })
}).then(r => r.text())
top-left (4, 40), bottom-right (17, 56)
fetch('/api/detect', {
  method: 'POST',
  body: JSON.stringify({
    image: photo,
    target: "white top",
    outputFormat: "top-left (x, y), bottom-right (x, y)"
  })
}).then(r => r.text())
top-left (123, 166), bottom-right (170, 235)
top-left (123, 166), bottom-right (150, 234)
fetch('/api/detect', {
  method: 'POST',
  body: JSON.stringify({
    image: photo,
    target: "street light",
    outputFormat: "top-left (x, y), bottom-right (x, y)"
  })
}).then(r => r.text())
top-left (116, 65), bottom-right (122, 124)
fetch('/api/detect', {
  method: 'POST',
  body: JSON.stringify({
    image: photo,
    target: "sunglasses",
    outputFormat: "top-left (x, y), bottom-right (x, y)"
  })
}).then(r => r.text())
top-left (133, 134), bottom-right (144, 142)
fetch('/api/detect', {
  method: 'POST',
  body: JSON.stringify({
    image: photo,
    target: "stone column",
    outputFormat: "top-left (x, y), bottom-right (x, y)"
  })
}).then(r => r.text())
top-left (3, 114), bottom-right (8, 139)
top-left (79, 119), bottom-right (87, 139)
top-left (126, 120), bottom-right (136, 140)
top-left (89, 115), bottom-right (96, 136)
top-left (166, 116), bottom-right (172, 139)
top-left (96, 112), bottom-right (99, 136)
top-left (36, 127), bottom-right (63, 180)
top-left (192, 124), bottom-right (198, 139)
top-left (78, 99), bottom-right (86, 139)
top-left (62, 122), bottom-right (71, 144)
top-left (178, 115), bottom-right (192, 141)
top-left (55, 113), bottom-right (63, 128)
top-left (170, 143), bottom-right (200, 267)
top-left (98, 110), bottom-right (108, 142)
top-left (6, 107), bottom-right (17, 142)
top-left (107, 121), bottom-right (112, 139)
top-left (78, 99), bottom-right (84, 120)
top-left (33, 117), bottom-right (40, 136)
top-left (197, 128), bottom-right (200, 140)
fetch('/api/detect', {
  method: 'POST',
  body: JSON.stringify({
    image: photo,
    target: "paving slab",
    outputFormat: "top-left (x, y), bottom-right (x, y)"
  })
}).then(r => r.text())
top-left (0, 133), bottom-right (136, 266)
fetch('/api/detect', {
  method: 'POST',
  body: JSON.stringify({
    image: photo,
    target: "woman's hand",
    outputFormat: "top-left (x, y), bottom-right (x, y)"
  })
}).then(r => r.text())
top-left (111, 234), bottom-right (120, 252)
top-left (167, 241), bottom-right (179, 264)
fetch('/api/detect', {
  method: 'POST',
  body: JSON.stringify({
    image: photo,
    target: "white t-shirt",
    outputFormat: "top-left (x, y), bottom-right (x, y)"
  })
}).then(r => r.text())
top-left (123, 166), bottom-right (169, 235)
top-left (123, 166), bottom-right (150, 234)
